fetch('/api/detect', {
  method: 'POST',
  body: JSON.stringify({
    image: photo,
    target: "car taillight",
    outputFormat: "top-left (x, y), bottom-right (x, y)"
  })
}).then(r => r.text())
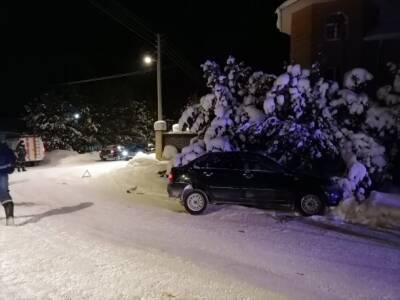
top-left (168, 173), bottom-right (174, 183)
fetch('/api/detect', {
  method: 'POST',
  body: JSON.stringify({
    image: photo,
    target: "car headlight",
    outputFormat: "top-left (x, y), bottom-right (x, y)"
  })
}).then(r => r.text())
top-left (122, 150), bottom-right (128, 156)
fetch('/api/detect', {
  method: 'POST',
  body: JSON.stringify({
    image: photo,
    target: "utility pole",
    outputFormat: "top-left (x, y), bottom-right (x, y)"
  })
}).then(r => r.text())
top-left (154, 33), bottom-right (166, 160)
top-left (156, 34), bottom-right (162, 121)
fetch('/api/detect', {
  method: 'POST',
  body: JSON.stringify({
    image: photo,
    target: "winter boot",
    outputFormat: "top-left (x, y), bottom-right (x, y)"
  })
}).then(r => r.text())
top-left (6, 217), bottom-right (15, 226)
top-left (4, 202), bottom-right (15, 226)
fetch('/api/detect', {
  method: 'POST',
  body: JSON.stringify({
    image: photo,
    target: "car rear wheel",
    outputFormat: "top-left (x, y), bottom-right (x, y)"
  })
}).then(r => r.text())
top-left (183, 190), bottom-right (207, 215)
top-left (299, 194), bottom-right (324, 216)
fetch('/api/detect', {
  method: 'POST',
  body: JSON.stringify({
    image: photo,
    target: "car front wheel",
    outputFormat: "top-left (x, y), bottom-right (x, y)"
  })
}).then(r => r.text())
top-left (183, 190), bottom-right (207, 215)
top-left (299, 194), bottom-right (324, 216)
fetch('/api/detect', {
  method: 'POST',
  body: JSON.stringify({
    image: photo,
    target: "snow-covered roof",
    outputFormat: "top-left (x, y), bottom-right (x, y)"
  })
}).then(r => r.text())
top-left (276, 0), bottom-right (300, 11)
top-left (275, 0), bottom-right (300, 33)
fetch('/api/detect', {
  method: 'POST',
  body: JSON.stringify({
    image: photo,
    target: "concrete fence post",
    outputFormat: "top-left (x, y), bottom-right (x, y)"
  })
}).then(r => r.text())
top-left (154, 120), bottom-right (167, 160)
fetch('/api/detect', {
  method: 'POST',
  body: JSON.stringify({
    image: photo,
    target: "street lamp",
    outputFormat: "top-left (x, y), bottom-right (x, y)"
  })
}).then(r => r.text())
top-left (143, 55), bottom-right (153, 65)
top-left (74, 113), bottom-right (80, 120)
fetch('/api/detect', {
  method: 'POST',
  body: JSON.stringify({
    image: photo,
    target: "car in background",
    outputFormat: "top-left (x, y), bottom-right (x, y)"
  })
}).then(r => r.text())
top-left (145, 143), bottom-right (155, 153)
top-left (99, 145), bottom-right (130, 161)
top-left (168, 152), bottom-right (342, 216)
top-left (125, 143), bottom-right (147, 157)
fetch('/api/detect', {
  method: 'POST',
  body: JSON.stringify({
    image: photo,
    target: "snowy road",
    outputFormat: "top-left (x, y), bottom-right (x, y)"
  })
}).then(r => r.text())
top-left (1, 155), bottom-right (400, 300)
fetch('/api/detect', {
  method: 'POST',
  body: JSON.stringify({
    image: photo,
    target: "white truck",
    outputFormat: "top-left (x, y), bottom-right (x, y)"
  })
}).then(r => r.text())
top-left (5, 133), bottom-right (45, 165)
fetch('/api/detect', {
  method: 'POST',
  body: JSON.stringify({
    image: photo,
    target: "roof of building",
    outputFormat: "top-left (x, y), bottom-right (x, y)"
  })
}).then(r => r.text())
top-left (275, 0), bottom-right (300, 32)
top-left (276, 0), bottom-right (400, 40)
top-left (275, 0), bottom-right (334, 34)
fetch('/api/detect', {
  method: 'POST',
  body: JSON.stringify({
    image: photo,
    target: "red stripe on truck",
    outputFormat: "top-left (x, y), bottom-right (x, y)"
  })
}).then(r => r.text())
top-left (33, 137), bottom-right (37, 160)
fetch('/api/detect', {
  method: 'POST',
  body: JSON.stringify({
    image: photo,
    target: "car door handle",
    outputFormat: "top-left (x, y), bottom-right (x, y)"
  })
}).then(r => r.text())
top-left (203, 171), bottom-right (213, 177)
top-left (243, 172), bottom-right (254, 179)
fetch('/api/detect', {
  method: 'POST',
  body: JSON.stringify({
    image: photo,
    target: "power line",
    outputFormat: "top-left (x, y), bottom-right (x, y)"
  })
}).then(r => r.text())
top-left (110, 0), bottom-right (156, 38)
top-left (88, 0), bottom-right (156, 47)
top-left (57, 68), bottom-right (155, 86)
top-left (163, 48), bottom-right (202, 83)
top-left (88, 0), bottom-right (202, 84)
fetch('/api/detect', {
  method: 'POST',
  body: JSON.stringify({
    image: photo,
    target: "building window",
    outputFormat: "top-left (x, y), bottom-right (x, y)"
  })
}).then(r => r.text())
top-left (325, 12), bottom-right (348, 41)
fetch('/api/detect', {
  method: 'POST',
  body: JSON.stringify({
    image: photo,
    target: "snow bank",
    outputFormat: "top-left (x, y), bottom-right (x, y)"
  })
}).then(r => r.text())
top-left (108, 152), bottom-right (169, 197)
top-left (331, 192), bottom-right (400, 228)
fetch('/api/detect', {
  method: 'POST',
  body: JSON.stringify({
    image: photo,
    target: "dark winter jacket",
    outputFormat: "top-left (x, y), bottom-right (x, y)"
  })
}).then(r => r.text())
top-left (0, 143), bottom-right (16, 174)
top-left (16, 142), bottom-right (27, 161)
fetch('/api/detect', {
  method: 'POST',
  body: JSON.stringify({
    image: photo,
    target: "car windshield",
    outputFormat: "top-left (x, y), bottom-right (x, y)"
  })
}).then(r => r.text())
top-left (104, 145), bottom-right (124, 150)
top-left (240, 153), bottom-right (282, 172)
top-left (193, 153), bottom-right (244, 170)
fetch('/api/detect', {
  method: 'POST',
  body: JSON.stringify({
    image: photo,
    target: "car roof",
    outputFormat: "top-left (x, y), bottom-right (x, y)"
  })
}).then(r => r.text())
top-left (196, 151), bottom-right (280, 164)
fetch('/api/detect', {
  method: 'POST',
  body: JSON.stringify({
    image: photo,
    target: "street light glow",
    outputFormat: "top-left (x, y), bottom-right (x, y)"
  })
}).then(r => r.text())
top-left (74, 113), bottom-right (80, 119)
top-left (143, 55), bottom-right (153, 65)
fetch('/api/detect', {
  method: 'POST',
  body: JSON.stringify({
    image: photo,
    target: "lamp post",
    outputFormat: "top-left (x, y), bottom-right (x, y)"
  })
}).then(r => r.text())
top-left (143, 34), bottom-right (163, 121)
top-left (143, 34), bottom-right (166, 160)
top-left (156, 34), bottom-right (162, 121)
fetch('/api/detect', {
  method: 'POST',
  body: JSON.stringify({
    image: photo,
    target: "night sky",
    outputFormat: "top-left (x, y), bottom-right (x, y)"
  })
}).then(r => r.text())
top-left (2, 0), bottom-right (288, 120)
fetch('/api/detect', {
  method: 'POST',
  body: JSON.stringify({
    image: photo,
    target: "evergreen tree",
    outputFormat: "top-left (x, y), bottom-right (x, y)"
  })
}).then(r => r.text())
top-left (176, 57), bottom-right (394, 201)
top-left (24, 92), bottom-right (99, 152)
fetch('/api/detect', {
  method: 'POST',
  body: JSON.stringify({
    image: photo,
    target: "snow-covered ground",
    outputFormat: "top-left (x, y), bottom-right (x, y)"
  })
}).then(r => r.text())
top-left (1, 151), bottom-right (400, 299)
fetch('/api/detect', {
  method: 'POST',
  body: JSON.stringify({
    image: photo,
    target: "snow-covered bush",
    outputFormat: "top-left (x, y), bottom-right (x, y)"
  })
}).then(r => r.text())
top-left (175, 57), bottom-right (397, 202)
top-left (343, 68), bottom-right (374, 90)
top-left (336, 129), bottom-right (386, 175)
top-left (240, 64), bottom-right (340, 170)
top-left (329, 69), bottom-right (373, 130)
top-left (365, 63), bottom-right (400, 182)
top-left (175, 140), bottom-right (206, 166)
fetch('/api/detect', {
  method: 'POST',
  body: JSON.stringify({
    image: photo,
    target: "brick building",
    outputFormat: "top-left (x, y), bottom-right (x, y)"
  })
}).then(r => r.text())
top-left (276, 0), bottom-right (400, 81)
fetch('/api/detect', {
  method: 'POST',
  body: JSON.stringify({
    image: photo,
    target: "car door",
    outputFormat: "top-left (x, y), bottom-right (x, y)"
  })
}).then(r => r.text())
top-left (240, 154), bottom-right (295, 209)
top-left (192, 153), bottom-right (245, 203)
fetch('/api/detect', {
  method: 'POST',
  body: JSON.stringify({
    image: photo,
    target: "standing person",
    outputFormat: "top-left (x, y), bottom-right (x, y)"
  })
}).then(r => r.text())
top-left (15, 140), bottom-right (27, 172)
top-left (0, 135), bottom-right (16, 226)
